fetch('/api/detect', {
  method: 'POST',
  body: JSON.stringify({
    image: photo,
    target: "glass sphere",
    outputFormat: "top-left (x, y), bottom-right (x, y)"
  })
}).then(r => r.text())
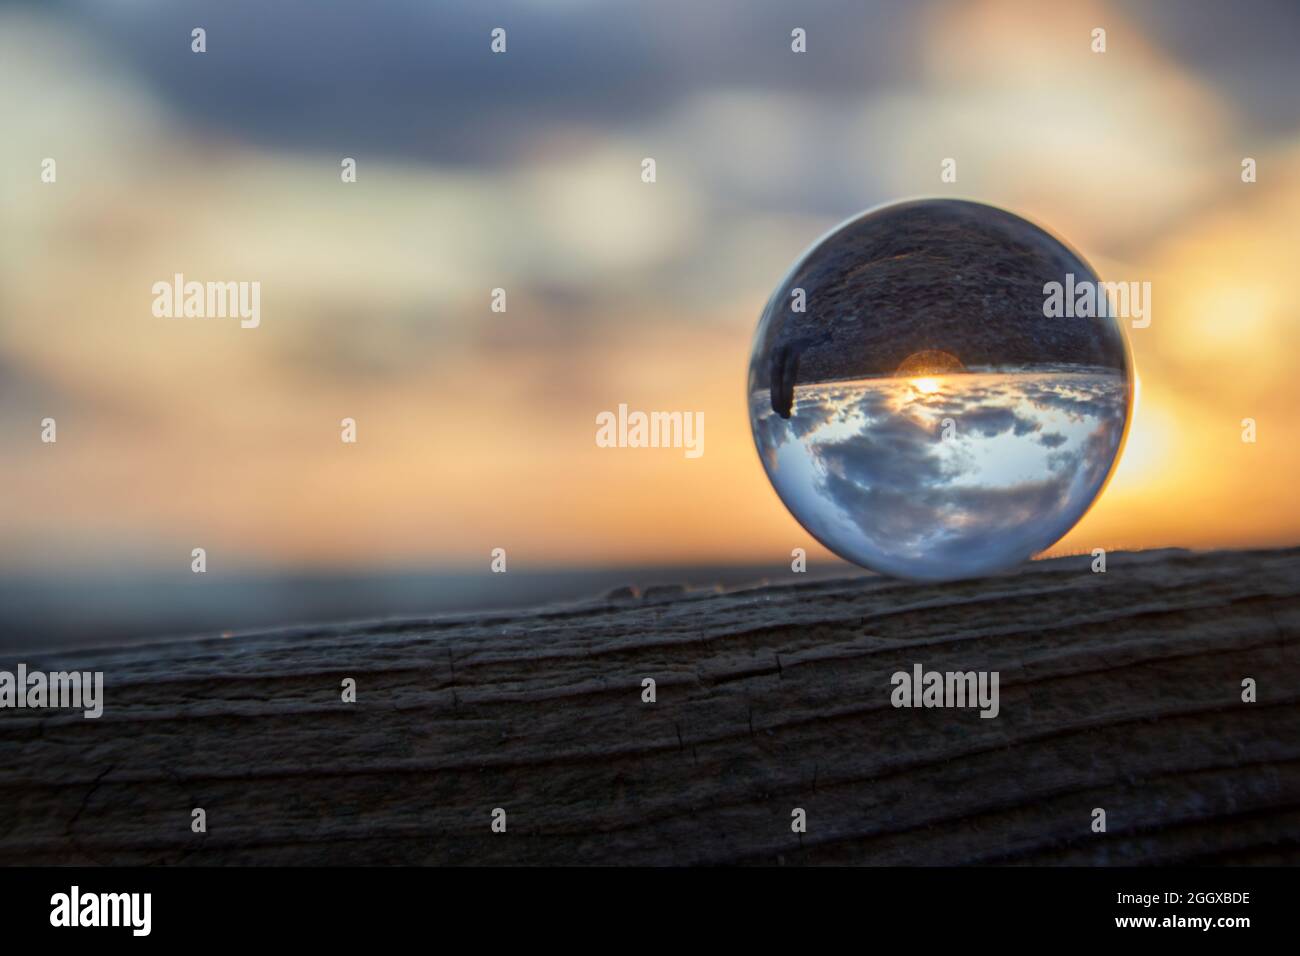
top-left (748, 199), bottom-right (1132, 581)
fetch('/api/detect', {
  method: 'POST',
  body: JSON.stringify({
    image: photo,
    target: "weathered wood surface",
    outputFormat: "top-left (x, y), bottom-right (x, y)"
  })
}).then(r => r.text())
top-left (1, 547), bottom-right (1297, 865)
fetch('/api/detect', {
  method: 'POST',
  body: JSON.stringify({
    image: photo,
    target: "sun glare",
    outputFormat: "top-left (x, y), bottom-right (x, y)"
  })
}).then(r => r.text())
top-left (910, 377), bottom-right (941, 394)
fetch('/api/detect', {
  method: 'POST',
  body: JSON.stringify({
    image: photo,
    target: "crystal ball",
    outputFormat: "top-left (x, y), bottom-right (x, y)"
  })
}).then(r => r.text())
top-left (748, 199), bottom-right (1132, 581)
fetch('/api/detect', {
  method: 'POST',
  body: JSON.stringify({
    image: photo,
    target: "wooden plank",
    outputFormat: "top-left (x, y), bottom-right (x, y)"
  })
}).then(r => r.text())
top-left (1, 547), bottom-right (1297, 865)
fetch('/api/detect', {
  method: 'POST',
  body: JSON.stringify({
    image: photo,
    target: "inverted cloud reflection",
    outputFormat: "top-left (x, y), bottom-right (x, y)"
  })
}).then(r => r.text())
top-left (752, 368), bottom-right (1128, 579)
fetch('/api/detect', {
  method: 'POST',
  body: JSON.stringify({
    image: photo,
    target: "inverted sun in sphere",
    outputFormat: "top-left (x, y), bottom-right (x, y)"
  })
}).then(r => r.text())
top-left (896, 349), bottom-right (966, 378)
top-left (747, 199), bottom-right (1133, 581)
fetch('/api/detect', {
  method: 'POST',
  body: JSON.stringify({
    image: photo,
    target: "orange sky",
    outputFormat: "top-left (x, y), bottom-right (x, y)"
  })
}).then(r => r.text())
top-left (1, 0), bottom-right (1297, 572)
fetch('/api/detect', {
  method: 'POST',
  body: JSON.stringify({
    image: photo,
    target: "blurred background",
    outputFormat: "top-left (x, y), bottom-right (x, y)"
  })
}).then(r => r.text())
top-left (1, 0), bottom-right (1297, 648)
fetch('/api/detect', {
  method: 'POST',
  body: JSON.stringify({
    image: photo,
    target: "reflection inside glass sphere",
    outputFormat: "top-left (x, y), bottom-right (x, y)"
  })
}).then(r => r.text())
top-left (748, 200), bottom-right (1132, 581)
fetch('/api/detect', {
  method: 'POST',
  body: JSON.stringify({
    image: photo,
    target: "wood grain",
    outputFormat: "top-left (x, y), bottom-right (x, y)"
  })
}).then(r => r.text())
top-left (1, 547), bottom-right (1297, 865)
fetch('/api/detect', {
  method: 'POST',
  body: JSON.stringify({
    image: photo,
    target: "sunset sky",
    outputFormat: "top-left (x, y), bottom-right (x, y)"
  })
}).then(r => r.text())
top-left (2, 0), bottom-right (1298, 581)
